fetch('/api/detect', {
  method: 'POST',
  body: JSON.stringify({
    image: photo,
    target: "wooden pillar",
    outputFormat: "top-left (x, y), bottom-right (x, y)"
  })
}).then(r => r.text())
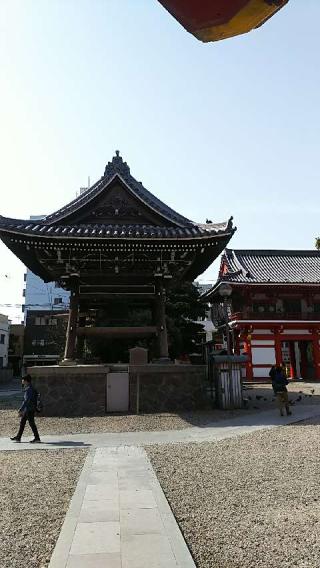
top-left (63, 278), bottom-right (80, 361)
top-left (289, 341), bottom-right (296, 378)
top-left (243, 333), bottom-right (253, 380)
top-left (300, 341), bottom-right (308, 379)
top-left (76, 313), bottom-right (86, 360)
top-left (155, 279), bottom-right (169, 359)
top-left (274, 330), bottom-right (282, 366)
top-left (312, 335), bottom-right (320, 380)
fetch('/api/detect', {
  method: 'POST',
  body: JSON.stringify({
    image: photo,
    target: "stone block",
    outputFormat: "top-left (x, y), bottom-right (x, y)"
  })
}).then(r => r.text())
top-left (129, 347), bottom-right (148, 365)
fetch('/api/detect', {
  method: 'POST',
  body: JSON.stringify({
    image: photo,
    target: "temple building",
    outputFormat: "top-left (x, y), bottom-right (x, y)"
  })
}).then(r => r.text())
top-left (0, 152), bottom-right (235, 364)
top-left (203, 249), bottom-right (320, 381)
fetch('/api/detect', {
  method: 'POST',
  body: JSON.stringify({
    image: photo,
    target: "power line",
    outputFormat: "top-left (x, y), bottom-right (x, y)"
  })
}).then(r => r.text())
top-left (0, 303), bottom-right (69, 308)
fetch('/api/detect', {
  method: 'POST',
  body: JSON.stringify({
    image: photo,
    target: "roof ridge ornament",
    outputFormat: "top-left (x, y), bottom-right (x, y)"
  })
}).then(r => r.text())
top-left (227, 216), bottom-right (234, 231)
top-left (104, 150), bottom-right (130, 177)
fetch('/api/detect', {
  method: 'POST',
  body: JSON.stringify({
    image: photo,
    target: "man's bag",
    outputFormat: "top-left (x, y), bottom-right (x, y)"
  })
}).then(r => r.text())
top-left (36, 392), bottom-right (43, 413)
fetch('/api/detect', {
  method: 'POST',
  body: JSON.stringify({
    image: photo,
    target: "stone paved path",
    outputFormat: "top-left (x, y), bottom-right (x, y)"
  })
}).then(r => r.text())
top-left (2, 405), bottom-right (320, 567)
top-left (49, 446), bottom-right (195, 568)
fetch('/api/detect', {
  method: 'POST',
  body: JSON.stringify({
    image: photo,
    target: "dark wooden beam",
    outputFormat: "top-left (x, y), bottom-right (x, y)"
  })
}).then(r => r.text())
top-left (77, 326), bottom-right (157, 338)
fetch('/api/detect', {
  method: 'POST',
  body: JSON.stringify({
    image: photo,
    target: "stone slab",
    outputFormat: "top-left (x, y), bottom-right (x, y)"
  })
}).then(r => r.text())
top-left (121, 533), bottom-right (178, 568)
top-left (87, 470), bottom-right (118, 486)
top-left (79, 500), bottom-right (119, 523)
top-left (120, 508), bottom-right (164, 536)
top-left (120, 489), bottom-right (157, 510)
top-left (67, 553), bottom-right (121, 568)
top-left (70, 521), bottom-right (121, 555)
top-left (84, 484), bottom-right (119, 502)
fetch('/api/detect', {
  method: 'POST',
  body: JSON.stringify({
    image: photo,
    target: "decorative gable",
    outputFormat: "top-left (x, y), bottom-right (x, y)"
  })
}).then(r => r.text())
top-left (45, 152), bottom-right (194, 228)
top-left (59, 179), bottom-right (172, 226)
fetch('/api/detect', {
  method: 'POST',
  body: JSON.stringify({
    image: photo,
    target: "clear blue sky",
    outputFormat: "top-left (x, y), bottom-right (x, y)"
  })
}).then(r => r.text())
top-left (0, 1), bottom-right (319, 322)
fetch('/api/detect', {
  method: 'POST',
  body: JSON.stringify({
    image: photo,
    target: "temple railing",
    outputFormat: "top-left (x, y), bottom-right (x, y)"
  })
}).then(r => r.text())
top-left (230, 311), bottom-right (320, 321)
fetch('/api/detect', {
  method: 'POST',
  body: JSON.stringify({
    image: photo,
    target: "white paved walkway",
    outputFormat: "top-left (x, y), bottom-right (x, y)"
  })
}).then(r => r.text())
top-left (1, 404), bottom-right (319, 452)
top-left (2, 405), bottom-right (320, 568)
top-left (49, 446), bottom-right (195, 568)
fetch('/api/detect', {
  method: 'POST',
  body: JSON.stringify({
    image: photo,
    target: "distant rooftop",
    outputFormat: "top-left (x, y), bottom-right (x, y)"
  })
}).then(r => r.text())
top-left (202, 249), bottom-right (320, 299)
top-left (219, 249), bottom-right (320, 284)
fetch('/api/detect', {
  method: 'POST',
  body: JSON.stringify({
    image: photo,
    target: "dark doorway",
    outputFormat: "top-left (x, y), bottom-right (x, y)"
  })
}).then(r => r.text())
top-left (283, 340), bottom-right (315, 380)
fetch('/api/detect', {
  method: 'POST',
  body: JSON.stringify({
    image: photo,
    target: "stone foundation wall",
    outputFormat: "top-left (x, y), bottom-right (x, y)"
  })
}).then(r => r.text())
top-left (129, 365), bottom-right (207, 413)
top-left (29, 365), bottom-right (109, 416)
top-left (28, 364), bottom-right (207, 416)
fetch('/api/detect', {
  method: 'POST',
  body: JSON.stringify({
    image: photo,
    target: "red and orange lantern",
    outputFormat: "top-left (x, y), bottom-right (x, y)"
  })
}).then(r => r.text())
top-left (158, 0), bottom-right (289, 42)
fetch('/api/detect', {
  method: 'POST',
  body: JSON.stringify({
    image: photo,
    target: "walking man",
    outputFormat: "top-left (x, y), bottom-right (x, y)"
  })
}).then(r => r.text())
top-left (271, 365), bottom-right (292, 417)
top-left (11, 375), bottom-right (41, 443)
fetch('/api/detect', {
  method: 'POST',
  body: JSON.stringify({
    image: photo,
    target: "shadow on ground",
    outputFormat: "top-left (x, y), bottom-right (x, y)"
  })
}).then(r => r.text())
top-left (40, 441), bottom-right (92, 447)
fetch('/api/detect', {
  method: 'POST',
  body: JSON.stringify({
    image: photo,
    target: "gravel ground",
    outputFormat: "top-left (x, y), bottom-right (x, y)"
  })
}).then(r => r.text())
top-left (147, 417), bottom-right (320, 568)
top-left (0, 403), bottom-right (251, 436)
top-left (0, 449), bottom-right (87, 568)
top-left (0, 383), bottom-right (319, 437)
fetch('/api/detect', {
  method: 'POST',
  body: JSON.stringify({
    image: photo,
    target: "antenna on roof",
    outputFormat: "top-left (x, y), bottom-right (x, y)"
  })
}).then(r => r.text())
top-left (78, 177), bottom-right (91, 196)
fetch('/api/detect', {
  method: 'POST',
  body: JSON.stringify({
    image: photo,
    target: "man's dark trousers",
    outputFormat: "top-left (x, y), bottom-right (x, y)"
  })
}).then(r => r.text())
top-left (16, 411), bottom-right (40, 440)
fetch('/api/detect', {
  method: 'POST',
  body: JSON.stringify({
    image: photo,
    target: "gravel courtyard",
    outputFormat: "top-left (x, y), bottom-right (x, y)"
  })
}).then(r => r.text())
top-left (0, 449), bottom-right (87, 568)
top-left (147, 417), bottom-right (320, 568)
top-left (0, 405), bottom-right (254, 437)
top-left (1, 383), bottom-right (319, 437)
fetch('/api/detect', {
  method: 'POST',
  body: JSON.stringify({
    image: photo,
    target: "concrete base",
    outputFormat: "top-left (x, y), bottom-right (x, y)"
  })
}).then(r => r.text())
top-left (59, 359), bottom-right (78, 366)
top-left (151, 358), bottom-right (171, 365)
top-left (28, 364), bottom-right (207, 417)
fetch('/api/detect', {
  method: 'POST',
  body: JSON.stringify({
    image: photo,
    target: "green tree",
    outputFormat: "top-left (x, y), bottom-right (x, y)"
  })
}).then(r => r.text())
top-left (166, 282), bottom-right (206, 359)
top-left (316, 238), bottom-right (320, 250)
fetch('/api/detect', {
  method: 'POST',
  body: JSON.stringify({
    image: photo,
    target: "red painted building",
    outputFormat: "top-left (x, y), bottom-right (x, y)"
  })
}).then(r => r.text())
top-left (203, 249), bottom-right (320, 381)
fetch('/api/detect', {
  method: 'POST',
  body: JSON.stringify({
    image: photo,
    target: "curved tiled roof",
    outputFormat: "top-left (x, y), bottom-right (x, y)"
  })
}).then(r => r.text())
top-left (44, 152), bottom-right (194, 227)
top-left (0, 154), bottom-right (237, 283)
top-left (0, 152), bottom-right (236, 241)
top-left (221, 249), bottom-right (320, 284)
top-left (0, 217), bottom-right (233, 240)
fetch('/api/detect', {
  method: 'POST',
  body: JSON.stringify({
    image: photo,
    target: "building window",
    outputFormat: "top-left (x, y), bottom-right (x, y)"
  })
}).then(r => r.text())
top-left (252, 303), bottom-right (275, 313)
top-left (34, 316), bottom-right (58, 326)
top-left (283, 299), bottom-right (301, 314)
top-left (32, 339), bottom-right (46, 346)
top-left (54, 298), bottom-right (63, 305)
top-left (0, 334), bottom-right (5, 344)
